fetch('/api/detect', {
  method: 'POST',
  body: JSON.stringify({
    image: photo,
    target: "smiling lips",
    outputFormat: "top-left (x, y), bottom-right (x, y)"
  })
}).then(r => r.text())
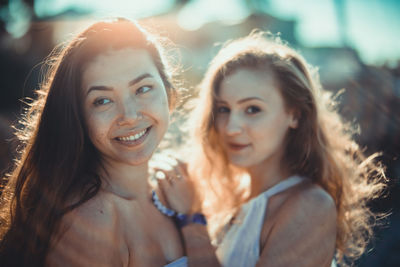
top-left (115, 126), bottom-right (151, 146)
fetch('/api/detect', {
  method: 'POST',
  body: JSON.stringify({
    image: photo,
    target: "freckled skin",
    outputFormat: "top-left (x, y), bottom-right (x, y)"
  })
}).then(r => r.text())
top-left (82, 48), bottom-right (170, 168)
top-left (46, 49), bottom-right (183, 267)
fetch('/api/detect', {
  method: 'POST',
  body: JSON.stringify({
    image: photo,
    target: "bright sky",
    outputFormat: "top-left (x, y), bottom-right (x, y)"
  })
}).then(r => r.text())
top-left (28, 0), bottom-right (400, 65)
top-left (266, 0), bottom-right (400, 65)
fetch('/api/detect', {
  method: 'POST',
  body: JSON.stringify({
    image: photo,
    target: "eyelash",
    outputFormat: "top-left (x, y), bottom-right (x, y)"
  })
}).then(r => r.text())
top-left (93, 98), bottom-right (112, 107)
top-left (136, 85), bottom-right (153, 95)
top-left (216, 106), bottom-right (261, 114)
top-left (245, 106), bottom-right (261, 114)
top-left (217, 106), bottom-right (230, 113)
top-left (92, 85), bottom-right (153, 107)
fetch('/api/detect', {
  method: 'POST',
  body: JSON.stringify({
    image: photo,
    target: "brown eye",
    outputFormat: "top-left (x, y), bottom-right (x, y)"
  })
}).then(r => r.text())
top-left (93, 98), bottom-right (112, 107)
top-left (245, 106), bottom-right (261, 114)
top-left (217, 106), bottom-right (230, 113)
top-left (136, 85), bottom-right (153, 95)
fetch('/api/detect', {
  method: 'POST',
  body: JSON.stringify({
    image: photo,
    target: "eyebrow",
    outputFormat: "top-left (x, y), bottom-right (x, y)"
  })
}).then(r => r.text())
top-left (216, 97), bottom-right (264, 104)
top-left (86, 73), bottom-right (154, 95)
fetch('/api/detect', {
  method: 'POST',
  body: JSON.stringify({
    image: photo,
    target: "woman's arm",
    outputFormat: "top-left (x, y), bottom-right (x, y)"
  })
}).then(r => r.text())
top-left (154, 155), bottom-right (221, 267)
top-left (256, 185), bottom-right (337, 267)
top-left (158, 176), bottom-right (221, 267)
top-left (181, 224), bottom-right (221, 267)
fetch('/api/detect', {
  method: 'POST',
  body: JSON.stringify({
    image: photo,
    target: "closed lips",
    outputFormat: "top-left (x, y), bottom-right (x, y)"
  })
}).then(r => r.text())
top-left (228, 142), bottom-right (250, 149)
top-left (229, 142), bottom-right (249, 147)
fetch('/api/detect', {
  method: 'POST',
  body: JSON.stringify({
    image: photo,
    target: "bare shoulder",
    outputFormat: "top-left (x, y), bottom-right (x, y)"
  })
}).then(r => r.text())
top-left (286, 182), bottom-right (336, 219)
top-left (68, 191), bottom-right (118, 225)
top-left (267, 181), bottom-right (336, 224)
top-left (258, 181), bottom-right (337, 267)
top-left (46, 192), bottom-right (126, 267)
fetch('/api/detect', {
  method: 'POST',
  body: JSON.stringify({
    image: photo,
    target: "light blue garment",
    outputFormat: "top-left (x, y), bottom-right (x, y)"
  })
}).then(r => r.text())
top-left (216, 176), bottom-right (336, 267)
top-left (164, 256), bottom-right (188, 267)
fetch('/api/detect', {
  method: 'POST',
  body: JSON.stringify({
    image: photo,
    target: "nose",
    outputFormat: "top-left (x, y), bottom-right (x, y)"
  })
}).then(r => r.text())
top-left (224, 113), bottom-right (243, 136)
top-left (117, 99), bottom-right (143, 126)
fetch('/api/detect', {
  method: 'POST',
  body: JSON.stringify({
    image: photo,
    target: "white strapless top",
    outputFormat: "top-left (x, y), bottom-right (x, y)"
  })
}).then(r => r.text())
top-left (216, 175), bottom-right (337, 267)
top-left (164, 256), bottom-right (188, 267)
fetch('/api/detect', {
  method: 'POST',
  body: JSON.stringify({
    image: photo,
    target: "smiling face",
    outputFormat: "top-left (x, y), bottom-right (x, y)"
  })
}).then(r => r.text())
top-left (82, 48), bottom-right (170, 168)
top-left (215, 68), bottom-right (298, 171)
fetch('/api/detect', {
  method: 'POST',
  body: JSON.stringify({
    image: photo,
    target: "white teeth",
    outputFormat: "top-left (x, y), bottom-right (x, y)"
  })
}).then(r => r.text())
top-left (118, 129), bottom-right (147, 142)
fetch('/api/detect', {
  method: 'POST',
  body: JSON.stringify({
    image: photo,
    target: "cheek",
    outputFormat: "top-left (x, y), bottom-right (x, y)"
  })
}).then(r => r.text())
top-left (247, 118), bottom-right (267, 137)
top-left (160, 95), bottom-right (170, 117)
top-left (264, 119), bottom-right (290, 146)
top-left (158, 108), bottom-right (170, 131)
top-left (85, 113), bottom-right (111, 144)
top-left (214, 116), bottom-right (226, 134)
top-left (249, 114), bottom-right (289, 143)
top-left (147, 92), bottom-right (170, 128)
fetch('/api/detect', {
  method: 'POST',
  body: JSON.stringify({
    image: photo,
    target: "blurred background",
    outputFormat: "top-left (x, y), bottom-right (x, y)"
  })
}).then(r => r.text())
top-left (0, 0), bottom-right (399, 265)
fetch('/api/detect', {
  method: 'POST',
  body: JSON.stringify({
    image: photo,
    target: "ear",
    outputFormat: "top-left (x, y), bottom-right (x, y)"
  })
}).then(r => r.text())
top-left (289, 110), bottom-right (299, 129)
top-left (289, 117), bottom-right (298, 129)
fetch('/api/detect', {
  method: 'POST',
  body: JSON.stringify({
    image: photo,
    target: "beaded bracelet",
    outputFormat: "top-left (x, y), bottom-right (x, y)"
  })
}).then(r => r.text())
top-left (151, 190), bottom-right (177, 217)
top-left (175, 213), bottom-right (207, 228)
top-left (151, 190), bottom-right (207, 228)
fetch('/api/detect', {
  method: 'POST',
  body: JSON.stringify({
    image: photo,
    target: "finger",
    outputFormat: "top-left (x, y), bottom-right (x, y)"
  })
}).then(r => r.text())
top-left (176, 160), bottom-right (189, 177)
top-left (156, 179), bottom-right (177, 213)
top-left (158, 172), bottom-right (173, 192)
top-left (163, 153), bottom-right (179, 166)
top-left (152, 153), bottom-right (178, 167)
top-left (158, 174), bottom-right (181, 205)
top-left (150, 160), bottom-right (174, 172)
top-left (169, 171), bottom-right (183, 185)
top-left (154, 170), bottom-right (167, 180)
top-left (154, 163), bottom-right (183, 182)
top-left (172, 162), bottom-right (189, 183)
top-left (154, 170), bottom-right (174, 187)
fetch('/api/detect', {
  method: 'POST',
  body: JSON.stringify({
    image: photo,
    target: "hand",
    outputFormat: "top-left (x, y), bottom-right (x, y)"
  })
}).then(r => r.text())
top-left (150, 153), bottom-right (197, 214)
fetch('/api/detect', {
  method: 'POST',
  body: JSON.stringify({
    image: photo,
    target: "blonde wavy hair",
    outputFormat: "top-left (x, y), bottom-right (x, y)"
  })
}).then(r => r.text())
top-left (186, 31), bottom-right (386, 265)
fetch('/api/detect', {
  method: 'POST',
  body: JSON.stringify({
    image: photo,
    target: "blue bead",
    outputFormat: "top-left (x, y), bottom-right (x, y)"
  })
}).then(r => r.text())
top-left (151, 190), bottom-right (176, 217)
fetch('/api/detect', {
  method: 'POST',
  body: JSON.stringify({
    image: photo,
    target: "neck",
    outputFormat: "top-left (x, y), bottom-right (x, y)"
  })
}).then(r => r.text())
top-left (100, 158), bottom-right (150, 200)
top-left (247, 152), bottom-right (290, 198)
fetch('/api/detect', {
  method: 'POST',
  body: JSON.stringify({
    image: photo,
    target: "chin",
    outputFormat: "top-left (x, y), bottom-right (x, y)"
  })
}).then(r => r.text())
top-left (228, 158), bottom-right (252, 169)
top-left (131, 153), bottom-right (154, 165)
top-left (119, 151), bottom-right (155, 166)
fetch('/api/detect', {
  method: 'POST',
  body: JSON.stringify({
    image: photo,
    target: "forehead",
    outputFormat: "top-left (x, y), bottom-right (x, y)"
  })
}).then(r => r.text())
top-left (218, 68), bottom-right (278, 101)
top-left (82, 48), bottom-right (160, 91)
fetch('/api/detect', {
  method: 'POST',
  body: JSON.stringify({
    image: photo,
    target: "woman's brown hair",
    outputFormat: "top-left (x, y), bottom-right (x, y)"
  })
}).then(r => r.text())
top-left (188, 31), bottom-right (386, 265)
top-left (0, 18), bottom-right (177, 266)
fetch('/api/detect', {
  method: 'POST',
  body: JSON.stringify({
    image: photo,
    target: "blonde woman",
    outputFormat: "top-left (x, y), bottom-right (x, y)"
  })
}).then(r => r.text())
top-left (157, 32), bottom-right (386, 267)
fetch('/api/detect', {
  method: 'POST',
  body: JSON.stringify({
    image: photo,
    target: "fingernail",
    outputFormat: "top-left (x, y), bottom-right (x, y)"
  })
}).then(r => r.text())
top-left (155, 171), bottom-right (166, 180)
